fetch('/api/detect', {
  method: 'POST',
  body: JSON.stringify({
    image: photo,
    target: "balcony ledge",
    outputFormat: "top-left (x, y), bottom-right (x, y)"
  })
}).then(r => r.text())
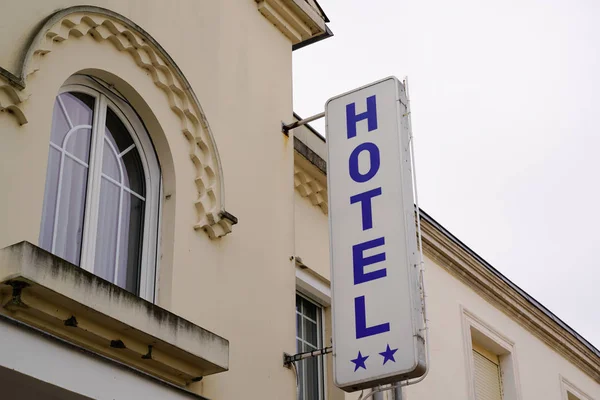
top-left (0, 241), bottom-right (229, 387)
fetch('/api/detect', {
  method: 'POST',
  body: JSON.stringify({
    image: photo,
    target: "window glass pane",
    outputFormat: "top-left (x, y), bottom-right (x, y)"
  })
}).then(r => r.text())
top-left (40, 147), bottom-right (61, 251)
top-left (296, 295), bottom-right (323, 400)
top-left (65, 128), bottom-right (92, 162)
top-left (304, 300), bottom-right (317, 321)
top-left (304, 319), bottom-right (318, 347)
top-left (105, 107), bottom-right (134, 153)
top-left (94, 178), bottom-right (120, 283)
top-left (116, 193), bottom-right (145, 294)
top-left (99, 108), bottom-right (147, 294)
top-left (41, 92), bottom-right (94, 265)
top-left (51, 92), bottom-right (94, 146)
top-left (53, 157), bottom-right (89, 265)
top-left (50, 98), bottom-right (71, 146)
top-left (298, 359), bottom-right (305, 400)
top-left (122, 147), bottom-right (145, 196)
top-left (305, 356), bottom-right (320, 400)
top-left (54, 93), bottom-right (94, 141)
top-left (102, 139), bottom-right (121, 182)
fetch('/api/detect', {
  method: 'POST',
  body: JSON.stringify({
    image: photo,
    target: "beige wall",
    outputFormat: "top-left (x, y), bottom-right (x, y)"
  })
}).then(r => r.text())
top-left (294, 188), bottom-right (330, 281)
top-left (0, 1), bottom-right (299, 398)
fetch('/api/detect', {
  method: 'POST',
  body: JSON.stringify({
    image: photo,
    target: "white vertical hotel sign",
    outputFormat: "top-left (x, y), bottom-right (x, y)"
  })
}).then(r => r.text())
top-left (326, 77), bottom-right (426, 392)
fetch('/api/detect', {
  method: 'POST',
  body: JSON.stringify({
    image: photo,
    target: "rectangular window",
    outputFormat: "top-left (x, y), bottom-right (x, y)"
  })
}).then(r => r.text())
top-left (462, 307), bottom-right (521, 400)
top-left (560, 375), bottom-right (594, 400)
top-left (473, 345), bottom-right (503, 400)
top-left (296, 294), bottom-right (324, 400)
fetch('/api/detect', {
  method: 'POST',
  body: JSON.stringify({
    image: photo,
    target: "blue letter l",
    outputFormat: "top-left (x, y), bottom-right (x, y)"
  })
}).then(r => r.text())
top-left (355, 296), bottom-right (390, 339)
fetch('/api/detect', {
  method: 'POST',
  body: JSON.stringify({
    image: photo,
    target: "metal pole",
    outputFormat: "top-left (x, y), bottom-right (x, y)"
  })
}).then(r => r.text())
top-left (392, 385), bottom-right (403, 400)
top-left (282, 112), bottom-right (325, 134)
top-left (373, 389), bottom-right (385, 400)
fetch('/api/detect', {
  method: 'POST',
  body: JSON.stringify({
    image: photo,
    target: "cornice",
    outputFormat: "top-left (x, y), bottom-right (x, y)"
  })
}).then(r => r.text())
top-left (294, 135), bottom-right (326, 175)
top-left (420, 217), bottom-right (600, 383)
top-left (0, 6), bottom-right (236, 239)
top-left (256, 0), bottom-right (328, 45)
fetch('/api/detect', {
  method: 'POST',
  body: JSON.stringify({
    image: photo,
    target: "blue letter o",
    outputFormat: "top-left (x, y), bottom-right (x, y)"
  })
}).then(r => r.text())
top-left (349, 142), bottom-right (380, 183)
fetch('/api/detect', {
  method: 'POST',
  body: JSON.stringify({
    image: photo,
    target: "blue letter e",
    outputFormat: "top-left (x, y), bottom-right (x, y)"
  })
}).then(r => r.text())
top-left (353, 237), bottom-right (387, 285)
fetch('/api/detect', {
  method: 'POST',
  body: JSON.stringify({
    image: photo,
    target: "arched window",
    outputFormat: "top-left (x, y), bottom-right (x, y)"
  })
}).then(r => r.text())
top-left (39, 76), bottom-right (160, 301)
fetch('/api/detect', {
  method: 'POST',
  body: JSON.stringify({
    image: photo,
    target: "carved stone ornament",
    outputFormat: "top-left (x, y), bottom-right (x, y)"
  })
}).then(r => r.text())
top-left (0, 6), bottom-right (236, 238)
top-left (294, 164), bottom-right (328, 214)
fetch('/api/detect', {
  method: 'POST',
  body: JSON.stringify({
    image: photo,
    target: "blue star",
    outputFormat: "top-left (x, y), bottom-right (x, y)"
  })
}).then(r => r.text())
top-left (379, 344), bottom-right (398, 365)
top-left (350, 351), bottom-right (369, 372)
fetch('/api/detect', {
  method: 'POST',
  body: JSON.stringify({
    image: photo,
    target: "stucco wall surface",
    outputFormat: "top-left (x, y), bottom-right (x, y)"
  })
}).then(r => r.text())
top-left (0, 1), bottom-right (298, 399)
top-left (294, 189), bottom-right (330, 281)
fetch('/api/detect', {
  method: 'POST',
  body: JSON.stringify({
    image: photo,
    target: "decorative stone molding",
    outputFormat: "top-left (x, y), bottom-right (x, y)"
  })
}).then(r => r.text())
top-left (256, 0), bottom-right (328, 45)
top-left (294, 164), bottom-right (328, 214)
top-left (0, 84), bottom-right (28, 124)
top-left (202, 211), bottom-right (239, 240)
top-left (0, 6), bottom-right (236, 238)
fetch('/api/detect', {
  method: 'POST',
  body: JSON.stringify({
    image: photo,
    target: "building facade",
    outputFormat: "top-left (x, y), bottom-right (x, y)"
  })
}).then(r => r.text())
top-left (0, 1), bottom-right (598, 400)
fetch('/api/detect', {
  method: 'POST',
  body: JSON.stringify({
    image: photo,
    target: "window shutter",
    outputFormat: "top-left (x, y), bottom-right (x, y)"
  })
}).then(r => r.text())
top-left (473, 349), bottom-right (503, 400)
top-left (567, 392), bottom-right (581, 400)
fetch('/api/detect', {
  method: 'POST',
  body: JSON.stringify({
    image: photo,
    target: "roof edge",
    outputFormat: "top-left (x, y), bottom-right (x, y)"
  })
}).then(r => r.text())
top-left (419, 208), bottom-right (600, 357)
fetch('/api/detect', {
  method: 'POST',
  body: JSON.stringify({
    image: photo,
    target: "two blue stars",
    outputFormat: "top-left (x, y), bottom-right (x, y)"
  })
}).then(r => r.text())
top-left (350, 344), bottom-right (398, 371)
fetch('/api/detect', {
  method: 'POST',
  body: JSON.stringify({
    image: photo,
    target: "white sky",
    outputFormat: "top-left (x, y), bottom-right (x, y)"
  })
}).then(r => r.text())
top-left (293, 0), bottom-right (600, 348)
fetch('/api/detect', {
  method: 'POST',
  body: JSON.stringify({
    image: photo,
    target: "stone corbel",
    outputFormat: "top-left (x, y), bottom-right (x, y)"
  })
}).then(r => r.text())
top-left (196, 211), bottom-right (239, 239)
top-left (294, 164), bottom-right (328, 214)
top-left (0, 82), bottom-right (28, 124)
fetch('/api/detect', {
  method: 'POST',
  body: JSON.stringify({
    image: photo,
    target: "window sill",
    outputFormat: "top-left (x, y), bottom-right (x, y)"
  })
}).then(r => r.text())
top-left (0, 241), bottom-right (229, 387)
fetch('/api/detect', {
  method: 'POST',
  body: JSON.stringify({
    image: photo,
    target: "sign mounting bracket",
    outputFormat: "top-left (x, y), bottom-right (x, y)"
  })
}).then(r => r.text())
top-left (283, 346), bottom-right (333, 368)
top-left (281, 112), bottom-right (325, 135)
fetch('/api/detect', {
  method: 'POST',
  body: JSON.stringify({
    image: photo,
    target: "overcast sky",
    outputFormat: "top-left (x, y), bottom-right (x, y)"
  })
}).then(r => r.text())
top-left (293, 0), bottom-right (600, 348)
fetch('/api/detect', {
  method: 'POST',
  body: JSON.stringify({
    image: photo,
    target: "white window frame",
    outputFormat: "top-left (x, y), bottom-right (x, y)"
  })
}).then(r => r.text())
top-left (560, 375), bottom-right (595, 400)
top-left (296, 292), bottom-right (327, 400)
top-left (44, 75), bottom-right (161, 302)
top-left (461, 306), bottom-right (523, 400)
top-left (295, 261), bottom-right (331, 307)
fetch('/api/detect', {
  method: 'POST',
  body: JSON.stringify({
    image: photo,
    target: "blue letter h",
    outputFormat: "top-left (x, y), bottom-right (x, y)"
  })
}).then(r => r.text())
top-left (346, 95), bottom-right (378, 139)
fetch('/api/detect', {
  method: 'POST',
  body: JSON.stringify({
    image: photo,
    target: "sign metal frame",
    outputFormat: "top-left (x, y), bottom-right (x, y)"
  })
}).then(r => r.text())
top-left (325, 76), bottom-right (426, 392)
